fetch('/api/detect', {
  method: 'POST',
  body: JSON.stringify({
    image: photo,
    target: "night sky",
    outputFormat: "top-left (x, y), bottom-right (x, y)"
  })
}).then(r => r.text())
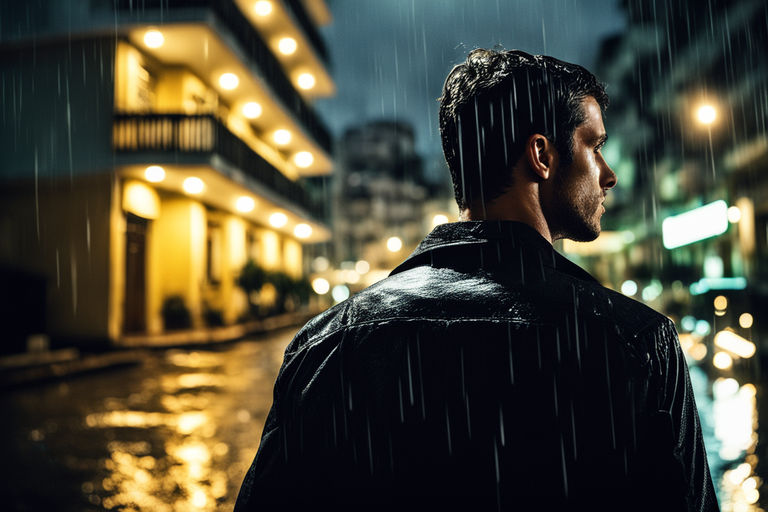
top-left (316, 0), bottom-right (627, 160)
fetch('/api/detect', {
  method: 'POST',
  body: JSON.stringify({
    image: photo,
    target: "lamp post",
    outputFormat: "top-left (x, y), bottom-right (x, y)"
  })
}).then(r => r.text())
top-left (695, 103), bottom-right (717, 177)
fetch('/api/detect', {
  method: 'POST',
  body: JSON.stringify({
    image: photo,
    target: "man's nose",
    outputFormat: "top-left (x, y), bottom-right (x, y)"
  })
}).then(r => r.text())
top-left (602, 163), bottom-right (617, 190)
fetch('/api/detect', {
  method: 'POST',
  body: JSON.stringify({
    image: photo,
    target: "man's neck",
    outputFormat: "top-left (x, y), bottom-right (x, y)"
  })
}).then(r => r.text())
top-left (460, 187), bottom-right (554, 244)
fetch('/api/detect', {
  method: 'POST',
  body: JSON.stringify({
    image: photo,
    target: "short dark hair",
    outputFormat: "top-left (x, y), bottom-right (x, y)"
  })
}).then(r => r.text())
top-left (439, 49), bottom-right (608, 211)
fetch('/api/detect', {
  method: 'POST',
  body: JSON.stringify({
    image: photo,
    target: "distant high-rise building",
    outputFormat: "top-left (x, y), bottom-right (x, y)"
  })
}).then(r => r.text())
top-left (331, 120), bottom-right (453, 281)
top-left (0, 0), bottom-right (336, 349)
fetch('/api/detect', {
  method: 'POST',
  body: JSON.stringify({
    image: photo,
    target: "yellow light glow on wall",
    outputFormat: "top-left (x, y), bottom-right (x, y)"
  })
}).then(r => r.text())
top-left (219, 73), bottom-right (239, 90)
top-left (278, 37), bottom-right (298, 55)
top-left (715, 330), bottom-right (756, 358)
top-left (254, 0), bottom-right (272, 16)
top-left (183, 177), bottom-right (205, 195)
top-left (235, 196), bottom-right (255, 213)
top-left (144, 165), bottom-right (166, 183)
top-left (293, 151), bottom-right (313, 168)
top-left (123, 180), bottom-right (160, 219)
top-left (144, 29), bottom-right (165, 49)
top-left (269, 212), bottom-right (287, 228)
top-left (273, 129), bottom-right (291, 145)
top-left (387, 236), bottom-right (403, 252)
top-left (294, 223), bottom-right (312, 239)
top-left (242, 101), bottom-right (262, 119)
top-left (297, 72), bottom-right (316, 90)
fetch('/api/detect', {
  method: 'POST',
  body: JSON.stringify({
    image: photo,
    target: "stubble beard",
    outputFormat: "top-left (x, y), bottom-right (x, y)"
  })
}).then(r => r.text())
top-left (550, 165), bottom-right (602, 243)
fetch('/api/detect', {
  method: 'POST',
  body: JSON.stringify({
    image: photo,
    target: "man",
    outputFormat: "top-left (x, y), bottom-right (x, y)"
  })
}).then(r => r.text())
top-left (235, 49), bottom-right (718, 511)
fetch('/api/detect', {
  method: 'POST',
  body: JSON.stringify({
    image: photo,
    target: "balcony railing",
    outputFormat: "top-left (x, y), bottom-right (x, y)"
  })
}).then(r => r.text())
top-left (113, 113), bottom-right (322, 219)
top-left (113, 0), bottom-right (332, 154)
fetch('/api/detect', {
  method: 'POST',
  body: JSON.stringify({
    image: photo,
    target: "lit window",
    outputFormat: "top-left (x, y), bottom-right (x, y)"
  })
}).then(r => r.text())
top-left (144, 30), bottom-right (164, 49)
top-left (269, 212), bottom-right (287, 228)
top-left (144, 165), bottom-right (165, 183)
top-left (254, 1), bottom-right (272, 16)
top-left (293, 151), bottom-right (313, 168)
top-left (297, 73), bottom-right (316, 90)
top-left (273, 129), bottom-right (292, 145)
top-left (242, 102), bottom-right (262, 119)
top-left (219, 73), bottom-right (239, 90)
top-left (278, 37), bottom-right (298, 55)
top-left (183, 177), bottom-right (204, 195)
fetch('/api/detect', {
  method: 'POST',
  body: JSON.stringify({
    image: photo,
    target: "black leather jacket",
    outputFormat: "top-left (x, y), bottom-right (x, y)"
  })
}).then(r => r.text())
top-left (235, 221), bottom-right (719, 511)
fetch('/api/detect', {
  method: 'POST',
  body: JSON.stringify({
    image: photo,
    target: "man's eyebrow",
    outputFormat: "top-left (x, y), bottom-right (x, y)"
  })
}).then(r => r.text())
top-left (592, 133), bottom-right (608, 147)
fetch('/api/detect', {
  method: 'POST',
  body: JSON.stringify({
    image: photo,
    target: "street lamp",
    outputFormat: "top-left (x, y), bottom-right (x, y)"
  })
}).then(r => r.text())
top-left (695, 104), bottom-right (717, 125)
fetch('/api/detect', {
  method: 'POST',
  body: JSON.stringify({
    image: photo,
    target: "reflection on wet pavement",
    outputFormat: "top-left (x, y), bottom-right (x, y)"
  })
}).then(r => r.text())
top-left (2, 323), bottom-right (767, 510)
top-left (1, 327), bottom-right (295, 511)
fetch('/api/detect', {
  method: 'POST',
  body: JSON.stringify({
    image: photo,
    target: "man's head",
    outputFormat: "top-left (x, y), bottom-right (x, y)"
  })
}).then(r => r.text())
top-left (439, 48), bottom-right (616, 241)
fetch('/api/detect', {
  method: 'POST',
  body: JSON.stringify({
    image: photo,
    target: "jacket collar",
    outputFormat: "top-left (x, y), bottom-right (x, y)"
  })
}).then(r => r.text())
top-left (390, 220), bottom-right (599, 284)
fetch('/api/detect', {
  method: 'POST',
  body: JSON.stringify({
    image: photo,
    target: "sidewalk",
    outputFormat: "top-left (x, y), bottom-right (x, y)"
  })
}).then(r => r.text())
top-left (0, 310), bottom-right (315, 389)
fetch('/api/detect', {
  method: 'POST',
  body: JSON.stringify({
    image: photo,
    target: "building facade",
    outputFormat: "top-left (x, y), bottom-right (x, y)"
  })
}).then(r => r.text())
top-left (0, 0), bottom-right (335, 349)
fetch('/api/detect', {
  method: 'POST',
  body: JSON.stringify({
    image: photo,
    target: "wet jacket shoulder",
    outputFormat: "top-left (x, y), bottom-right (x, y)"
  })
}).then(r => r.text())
top-left (235, 221), bottom-right (718, 512)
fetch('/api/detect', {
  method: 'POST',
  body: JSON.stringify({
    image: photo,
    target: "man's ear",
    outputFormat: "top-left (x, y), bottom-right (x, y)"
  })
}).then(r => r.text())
top-left (525, 134), bottom-right (556, 180)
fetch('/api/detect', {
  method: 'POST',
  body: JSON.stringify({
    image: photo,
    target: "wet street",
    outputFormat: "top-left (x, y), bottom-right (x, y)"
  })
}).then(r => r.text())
top-left (0, 327), bottom-right (295, 511)
top-left (0, 323), bottom-right (763, 511)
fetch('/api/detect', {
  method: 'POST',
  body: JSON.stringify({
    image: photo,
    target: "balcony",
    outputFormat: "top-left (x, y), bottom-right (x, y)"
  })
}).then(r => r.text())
top-left (113, 113), bottom-right (322, 219)
top-left (113, 0), bottom-right (332, 154)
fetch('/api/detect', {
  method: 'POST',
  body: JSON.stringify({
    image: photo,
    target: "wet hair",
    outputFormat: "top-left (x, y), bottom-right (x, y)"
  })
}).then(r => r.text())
top-left (439, 48), bottom-right (608, 211)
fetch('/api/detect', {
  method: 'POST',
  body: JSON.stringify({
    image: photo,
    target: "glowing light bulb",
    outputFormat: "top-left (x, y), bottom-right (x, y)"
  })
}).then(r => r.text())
top-left (278, 37), bottom-right (297, 55)
top-left (254, 1), bottom-right (272, 16)
top-left (183, 177), bottom-right (204, 195)
top-left (144, 165), bottom-right (165, 183)
top-left (297, 73), bottom-right (316, 90)
top-left (219, 73), bottom-right (239, 90)
top-left (269, 212), bottom-right (287, 228)
top-left (294, 223), bottom-right (312, 238)
top-left (242, 102), bottom-right (262, 119)
top-left (293, 151), bottom-right (313, 168)
top-left (273, 129), bottom-right (291, 145)
top-left (236, 196), bottom-right (255, 213)
top-left (144, 30), bottom-right (164, 49)
top-left (696, 104), bottom-right (717, 125)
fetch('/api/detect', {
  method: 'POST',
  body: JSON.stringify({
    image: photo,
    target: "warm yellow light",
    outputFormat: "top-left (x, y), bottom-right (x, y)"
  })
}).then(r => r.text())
top-left (387, 236), bottom-right (403, 252)
top-left (123, 181), bottom-right (160, 219)
top-left (432, 214), bottom-right (449, 228)
top-left (739, 313), bottom-right (754, 329)
top-left (219, 73), bottom-right (239, 90)
top-left (293, 151), bottom-right (313, 168)
top-left (713, 351), bottom-right (733, 369)
top-left (696, 104), bottom-right (717, 125)
top-left (715, 329), bottom-right (756, 358)
top-left (727, 206), bottom-right (741, 223)
top-left (745, 488), bottom-right (760, 505)
top-left (254, 0), bottom-right (272, 16)
top-left (143, 29), bottom-right (164, 49)
top-left (278, 37), bottom-right (297, 55)
top-left (242, 101), bottom-right (262, 119)
top-left (355, 260), bottom-right (370, 275)
top-left (183, 177), bottom-right (204, 195)
top-left (144, 165), bottom-right (165, 183)
top-left (294, 223), bottom-right (312, 238)
top-left (235, 196), bottom-right (255, 213)
top-left (690, 343), bottom-right (707, 361)
top-left (311, 278), bottom-right (330, 295)
top-left (269, 212), bottom-right (287, 228)
top-left (714, 295), bottom-right (728, 310)
top-left (273, 129), bottom-right (291, 145)
top-left (297, 72), bottom-right (316, 90)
